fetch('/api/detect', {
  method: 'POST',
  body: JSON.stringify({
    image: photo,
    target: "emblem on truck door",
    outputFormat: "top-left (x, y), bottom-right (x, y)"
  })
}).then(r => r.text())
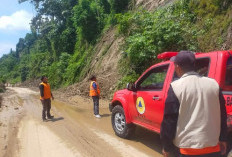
top-left (136, 97), bottom-right (146, 114)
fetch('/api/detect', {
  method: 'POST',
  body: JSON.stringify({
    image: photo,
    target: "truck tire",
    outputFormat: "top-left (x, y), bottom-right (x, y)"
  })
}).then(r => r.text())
top-left (111, 105), bottom-right (135, 139)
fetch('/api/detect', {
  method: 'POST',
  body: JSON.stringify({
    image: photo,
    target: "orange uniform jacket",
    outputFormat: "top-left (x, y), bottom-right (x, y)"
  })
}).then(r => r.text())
top-left (39, 82), bottom-right (52, 100)
top-left (89, 81), bottom-right (100, 96)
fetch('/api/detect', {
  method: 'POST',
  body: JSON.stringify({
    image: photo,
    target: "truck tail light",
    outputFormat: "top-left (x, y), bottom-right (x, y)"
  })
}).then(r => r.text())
top-left (157, 52), bottom-right (202, 61)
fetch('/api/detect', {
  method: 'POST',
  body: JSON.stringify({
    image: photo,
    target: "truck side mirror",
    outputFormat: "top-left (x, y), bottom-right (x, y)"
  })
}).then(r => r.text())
top-left (126, 83), bottom-right (136, 91)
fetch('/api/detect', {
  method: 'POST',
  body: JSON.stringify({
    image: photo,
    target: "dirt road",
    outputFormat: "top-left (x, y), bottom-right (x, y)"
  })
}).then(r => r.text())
top-left (0, 87), bottom-right (163, 157)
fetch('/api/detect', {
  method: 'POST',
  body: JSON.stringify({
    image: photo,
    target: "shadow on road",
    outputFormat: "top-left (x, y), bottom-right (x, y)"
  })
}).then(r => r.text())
top-left (48, 117), bottom-right (64, 122)
top-left (130, 126), bottom-right (178, 157)
top-left (101, 114), bottom-right (111, 118)
top-left (131, 127), bottom-right (162, 153)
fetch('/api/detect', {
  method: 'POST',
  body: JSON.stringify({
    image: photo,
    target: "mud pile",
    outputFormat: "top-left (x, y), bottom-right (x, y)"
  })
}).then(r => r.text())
top-left (19, 79), bottom-right (41, 88)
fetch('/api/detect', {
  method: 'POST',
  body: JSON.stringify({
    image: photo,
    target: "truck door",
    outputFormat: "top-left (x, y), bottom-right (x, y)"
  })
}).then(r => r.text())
top-left (131, 64), bottom-right (171, 131)
top-left (222, 55), bottom-right (232, 113)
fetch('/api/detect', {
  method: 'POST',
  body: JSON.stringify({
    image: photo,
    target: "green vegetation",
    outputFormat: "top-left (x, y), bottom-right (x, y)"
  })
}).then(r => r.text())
top-left (0, 83), bottom-right (3, 107)
top-left (0, 0), bottom-right (129, 88)
top-left (0, 0), bottom-right (232, 91)
top-left (116, 0), bottom-right (232, 86)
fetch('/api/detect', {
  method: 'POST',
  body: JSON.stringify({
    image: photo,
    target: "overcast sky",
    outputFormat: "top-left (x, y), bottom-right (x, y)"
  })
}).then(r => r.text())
top-left (0, 0), bottom-right (34, 57)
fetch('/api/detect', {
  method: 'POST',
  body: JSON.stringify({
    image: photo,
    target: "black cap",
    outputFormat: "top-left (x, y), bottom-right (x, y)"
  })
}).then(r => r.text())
top-left (173, 51), bottom-right (196, 66)
top-left (41, 76), bottom-right (46, 81)
top-left (89, 75), bottom-right (96, 81)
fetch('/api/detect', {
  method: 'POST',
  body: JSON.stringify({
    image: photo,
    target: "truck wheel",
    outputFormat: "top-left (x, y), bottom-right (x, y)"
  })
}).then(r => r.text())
top-left (111, 105), bottom-right (135, 138)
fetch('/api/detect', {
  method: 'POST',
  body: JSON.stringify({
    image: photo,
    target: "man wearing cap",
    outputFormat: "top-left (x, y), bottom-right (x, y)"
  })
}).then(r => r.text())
top-left (160, 51), bottom-right (227, 157)
top-left (39, 76), bottom-right (54, 121)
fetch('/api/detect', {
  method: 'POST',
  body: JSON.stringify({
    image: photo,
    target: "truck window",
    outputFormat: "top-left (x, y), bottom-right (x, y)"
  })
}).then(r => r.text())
top-left (138, 64), bottom-right (169, 90)
top-left (225, 57), bottom-right (232, 86)
top-left (195, 58), bottom-right (210, 76)
top-left (173, 58), bottom-right (210, 81)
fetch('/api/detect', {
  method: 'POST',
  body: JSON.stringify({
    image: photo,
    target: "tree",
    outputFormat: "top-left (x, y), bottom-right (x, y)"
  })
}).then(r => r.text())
top-left (73, 0), bottom-right (103, 43)
top-left (99, 0), bottom-right (111, 14)
top-left (110, 0), bottom-right (129, 13)
top-left (19, 0), bottom-right (78, 58)
top-left (16, 38), bottom-right (25, 57)
top-left (24, 32), bottom-right (37, 54)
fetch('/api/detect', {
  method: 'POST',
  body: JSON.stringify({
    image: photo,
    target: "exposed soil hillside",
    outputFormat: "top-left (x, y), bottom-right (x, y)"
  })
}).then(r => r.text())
top-left (222, 23), bottom-right (232, 50)
top-left (135, 0), bottom-right (175, 10)
top-left (56, 28), bottom-right (124, 99)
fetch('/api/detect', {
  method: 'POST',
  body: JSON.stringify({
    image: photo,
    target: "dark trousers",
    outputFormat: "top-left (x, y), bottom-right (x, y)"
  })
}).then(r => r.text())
top-left (92, 96), bottom-right (99, 115)
top-left (41, 99), bottom-right (51, 119)
top-left (180, 152), bottom-right (220, 157)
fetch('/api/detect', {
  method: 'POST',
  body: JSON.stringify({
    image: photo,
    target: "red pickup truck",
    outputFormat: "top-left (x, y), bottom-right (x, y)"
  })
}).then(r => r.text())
top-left (109, 50), bottom-right (232, 153)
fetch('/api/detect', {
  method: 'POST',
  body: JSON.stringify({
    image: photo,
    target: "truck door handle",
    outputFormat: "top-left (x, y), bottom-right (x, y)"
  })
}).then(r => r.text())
top-left (153, 96), bottom-right (161, 101)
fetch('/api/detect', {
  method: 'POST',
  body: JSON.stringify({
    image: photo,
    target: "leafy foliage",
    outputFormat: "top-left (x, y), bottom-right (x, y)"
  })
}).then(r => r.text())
top-left (115, 0), bottom-right (232, 87)
top-left (73, 0), bottom-right (100, 43)
top-left (110, 0), bottom-right (130, 13)
top-left (0, 0), bottom-right (112, 87)
top-left (116, 1), bottom-right (198, 74)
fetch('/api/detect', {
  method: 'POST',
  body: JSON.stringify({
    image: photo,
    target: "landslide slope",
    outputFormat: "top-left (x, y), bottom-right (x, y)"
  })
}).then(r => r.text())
top-left (56, 28), bottom-right (124, 99)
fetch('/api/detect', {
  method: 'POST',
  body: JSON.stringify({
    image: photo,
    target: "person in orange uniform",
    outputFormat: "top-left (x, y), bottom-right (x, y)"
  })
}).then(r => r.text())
top-left (161, 51), bottom-right (227, 157)
top-left (39, 76), bottom-right (54, 121)
top-left (89, 75), bottom-right (101, 118)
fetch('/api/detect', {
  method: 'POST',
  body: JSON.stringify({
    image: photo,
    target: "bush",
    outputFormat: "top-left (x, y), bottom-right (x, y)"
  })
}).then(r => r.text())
top-left (0, 83), bottom-right (5, 93)
top-left (45, 53), bottom-right (71, 88)
top-left (110, 0), bottom-right (130, 13)
top-left (117, 0), bottom-right (200, 75)
top-left (115, 0), bottom-right (232, 89)
top-left (117, 72), bottom-right (139, 90)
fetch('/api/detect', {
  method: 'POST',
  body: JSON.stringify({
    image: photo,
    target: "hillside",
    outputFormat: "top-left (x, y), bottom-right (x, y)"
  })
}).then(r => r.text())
top-left (0, 0), bottom-right (232, 99)
top-left (135, 0), bottom-right (175, 10)
top-left (55, 28), bottom-right (124, 99)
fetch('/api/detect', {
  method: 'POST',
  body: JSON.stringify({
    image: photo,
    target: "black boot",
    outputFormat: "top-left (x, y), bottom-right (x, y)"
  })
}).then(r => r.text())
top-left (47, 115), bottom-right (54, 119)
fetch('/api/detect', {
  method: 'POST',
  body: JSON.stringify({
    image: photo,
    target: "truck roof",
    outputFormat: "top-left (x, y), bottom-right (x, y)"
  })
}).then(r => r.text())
top-left (158, 50), bottom-right (232, 61)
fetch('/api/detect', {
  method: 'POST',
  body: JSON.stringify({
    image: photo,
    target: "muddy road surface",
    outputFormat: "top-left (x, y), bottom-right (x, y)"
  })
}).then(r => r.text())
top-left (0, 87), bottom-right (163, 157)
